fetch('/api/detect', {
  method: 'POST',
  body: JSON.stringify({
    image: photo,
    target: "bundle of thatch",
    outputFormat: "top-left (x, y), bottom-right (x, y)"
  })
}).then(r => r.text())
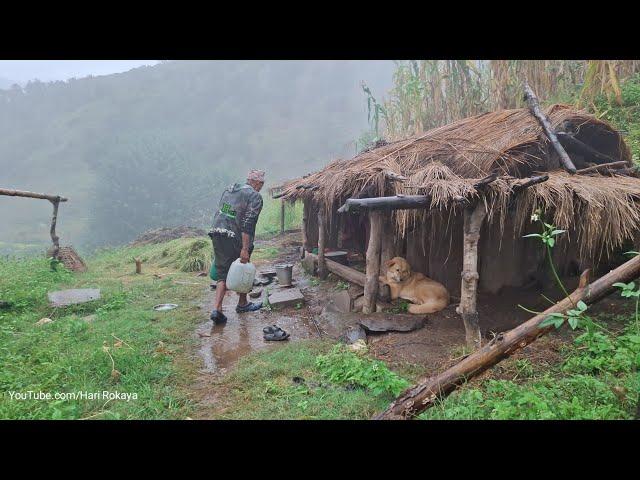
top-left (279, 104), bottom-right (640, 259)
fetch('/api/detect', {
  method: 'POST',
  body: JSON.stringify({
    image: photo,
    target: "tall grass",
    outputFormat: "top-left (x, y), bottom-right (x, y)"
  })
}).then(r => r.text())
top-left (363, 60), bottom-right (640, 142)
top-left (255, 196), bottom-right (303, 238)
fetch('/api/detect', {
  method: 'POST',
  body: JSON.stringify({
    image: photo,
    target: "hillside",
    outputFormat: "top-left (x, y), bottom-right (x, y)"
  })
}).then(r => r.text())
top-left (0, 60), bottom-right (394, 252)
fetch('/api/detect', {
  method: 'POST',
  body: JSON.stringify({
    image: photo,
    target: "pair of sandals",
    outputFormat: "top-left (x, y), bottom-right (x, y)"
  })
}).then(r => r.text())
top-left (263, 325), bottom-right (290, 341)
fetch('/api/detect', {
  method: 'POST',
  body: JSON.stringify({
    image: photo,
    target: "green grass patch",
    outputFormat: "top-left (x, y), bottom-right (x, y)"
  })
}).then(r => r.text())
top-left (255, 197), bottom-right (303, 238)
top-left (0, 242), bottom-right (208, 419)
top-left (211, 341), bottom-right (412, 419)
top-left (419, 315), bottom-right (639, 420)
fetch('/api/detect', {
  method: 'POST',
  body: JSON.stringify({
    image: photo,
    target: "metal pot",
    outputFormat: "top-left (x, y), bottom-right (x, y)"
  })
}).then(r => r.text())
top-left (275, 263), bottom-right (293, 286)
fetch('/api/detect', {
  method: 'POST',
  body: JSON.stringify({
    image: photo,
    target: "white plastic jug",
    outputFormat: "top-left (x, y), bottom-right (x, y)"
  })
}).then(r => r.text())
top-left (225, 258), bottom-right (256, 293)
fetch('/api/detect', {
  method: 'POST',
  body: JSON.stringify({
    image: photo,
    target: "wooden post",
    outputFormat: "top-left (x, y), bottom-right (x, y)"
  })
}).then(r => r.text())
top-left (280, 199), bottom-right (285, 235)
top-left (379, 214), bottom-right (395, 302)
top-left (135, 258), bottom-right (142, 274)
top-left (457, 202), bottom-right (487, 350)
top-left (49, 198), bottom-right (61, 260)
top-left (317, 209), bottom-right (328, 279)
top-left (301, 201), bottom-right (309, 259)
top-left (363, 211), bottom-right (383, 314)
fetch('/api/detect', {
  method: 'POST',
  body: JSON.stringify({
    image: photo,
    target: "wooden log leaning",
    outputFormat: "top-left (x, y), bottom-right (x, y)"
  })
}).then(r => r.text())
top-left (306, 252), bottom-right (388, 295)
top-left (363, 211), bottom-right (383, 314)
top-left (280, 199), bottom-right (285, 235)
top-left (523, 83), bottom-right (577, 174)
top-left (375, 252), bottom-right (640, 419)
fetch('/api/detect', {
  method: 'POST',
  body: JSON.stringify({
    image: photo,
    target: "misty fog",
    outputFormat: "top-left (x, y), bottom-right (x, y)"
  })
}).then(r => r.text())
top-left (0, 60), bottom-right (395, 254)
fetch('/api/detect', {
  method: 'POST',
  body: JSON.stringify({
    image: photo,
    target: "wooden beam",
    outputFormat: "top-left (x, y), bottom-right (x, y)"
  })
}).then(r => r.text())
top-left (457, 203), bottom-right (487, 350)
top-left (523, 82), bottom-right (577, 174)
top-left (280, 199), bottom-right (285, 235)
top-left (556, 132), bottom-right (621, 165)
top-left (375, 251), bottom-right (640, 419)
top-left (301, 201), bottom-right (310, 258)
top-left (0, 188), bottom-right (68, 202)
top-left (511, 174), bottom-right (549, 192)
top-left (338, 173), bottom-right (497, 213)
top-left (363, 211), bottom-right (383, 314)
top-left (576, 161), bottom-right (630, 175)
top-left (317, 209), bottom-right (328, 279)
top-left (306, 252), bottom-right (388, 296)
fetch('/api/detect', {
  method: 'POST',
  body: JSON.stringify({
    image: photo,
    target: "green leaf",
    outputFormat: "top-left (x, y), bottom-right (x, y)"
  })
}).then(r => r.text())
top-left (547, 238), bottom-right (555, 248)
top-left (523, 234), bottom-right (542, 238)
top-left (551, 229), bottom-right (566, 236)
top-left (568, 317), bottom-right (579, 329)
top-left (540, 316), bottom-right (560, 328)
top-left (576, 300), bottom-right (588, 311)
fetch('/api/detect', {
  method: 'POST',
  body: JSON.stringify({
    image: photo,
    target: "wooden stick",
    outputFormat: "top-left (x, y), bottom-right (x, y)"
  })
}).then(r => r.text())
top-left (556, 132), bottom-right (620, 165)
top-left (363, 211), bottom-right (383, 314)
top-left (135, 258), bottom-right (142, 274)
top-left (0, 188), bottom-right (68, 202)
top-left (317, 209), bottom-right (328, 280)
top-left (280, 199), bottom-right (285, 235)
top-left (50, 199), bottom-right (60, 260)
top-left (511, 174), bottom-right (549, 192)
top-left (306, 252), bottom-right (388, 295)
top-left (523, 82), bottom-right (577, 174)
top-left (457, 203), bottom-right (487, 350)
top-left (375, 252), bottom-right (640, 419)
top-left (576, 161), bottom-right (630, 174)
top-left (301, 201), bottom-right (309, 258)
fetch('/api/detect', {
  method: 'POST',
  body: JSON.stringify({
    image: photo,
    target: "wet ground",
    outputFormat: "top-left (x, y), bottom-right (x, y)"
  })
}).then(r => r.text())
top-left (191, 229), bottom-right (636, 411)
top-left (194, 231), bottom-right (319, 377)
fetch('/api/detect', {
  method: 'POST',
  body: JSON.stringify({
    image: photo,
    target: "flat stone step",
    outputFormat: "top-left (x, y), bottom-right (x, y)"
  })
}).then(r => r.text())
top-left (47, 289), bottom-right (101, 307)
top-left (359, 313), bottom-right (427, 332)
top-left (267, 287), bottom-right (305, 308)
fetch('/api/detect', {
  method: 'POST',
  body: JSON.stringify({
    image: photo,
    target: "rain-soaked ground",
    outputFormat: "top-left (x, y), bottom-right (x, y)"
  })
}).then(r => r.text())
top-left (194, 232), bottom-right (322, 376)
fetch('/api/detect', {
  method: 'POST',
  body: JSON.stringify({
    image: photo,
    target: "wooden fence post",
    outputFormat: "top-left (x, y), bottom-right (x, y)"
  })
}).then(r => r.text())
top-left (280, 199), bottom-right (285, 235)
top-left (457, 202), bottom-right (487, 350)
top-left (318, 209), bottom-right (328, 279)
top-left (363, 211), bottom-right (383, 314)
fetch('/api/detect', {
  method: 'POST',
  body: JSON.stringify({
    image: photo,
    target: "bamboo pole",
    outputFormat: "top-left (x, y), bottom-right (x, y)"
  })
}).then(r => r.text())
top-left (50, 198), bottom-right (61, 260)
top-left (375, 252), bottom-right (640, 419)
top-left (317, 209), bottom-right (327, 279)
top-left (280, 199), bottom-right (285, 235)
top-left (301, 201), bottom-right (309, 258)
top-left (363, 211), bottom-right (383, 314)
top-left (457, 202), bottom-right (487, 350)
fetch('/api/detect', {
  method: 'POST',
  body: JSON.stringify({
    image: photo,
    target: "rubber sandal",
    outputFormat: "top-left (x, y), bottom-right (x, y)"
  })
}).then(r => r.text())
top-left (263, 329), bottom-right (290, 341)
top-left (210, 310), bottom-right (227, 324)
top-left (263, 324), bottom-right (281, 334)
top-left (236, 301), bottom-right (263, 313)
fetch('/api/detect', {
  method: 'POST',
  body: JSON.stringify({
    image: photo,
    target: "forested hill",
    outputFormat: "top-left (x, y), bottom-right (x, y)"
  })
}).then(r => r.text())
top-left (0, 60), bottom-right (394, 251)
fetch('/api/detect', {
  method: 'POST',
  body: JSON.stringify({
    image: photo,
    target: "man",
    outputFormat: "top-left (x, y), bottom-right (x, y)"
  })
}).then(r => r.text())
top-left (209, 169), bottom-right (265, 323)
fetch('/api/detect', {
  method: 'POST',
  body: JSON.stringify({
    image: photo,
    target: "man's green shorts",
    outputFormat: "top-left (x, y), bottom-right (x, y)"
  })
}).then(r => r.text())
top-left (211, 233), bottom-right (254, 282)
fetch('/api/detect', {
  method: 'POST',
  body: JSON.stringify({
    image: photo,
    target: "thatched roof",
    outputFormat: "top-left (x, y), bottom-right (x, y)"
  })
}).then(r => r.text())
top-left (279, 104), bottom-right (640, 258)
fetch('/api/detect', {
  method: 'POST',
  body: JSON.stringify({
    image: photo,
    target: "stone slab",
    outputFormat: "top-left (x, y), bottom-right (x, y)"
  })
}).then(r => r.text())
top-left (358, 314), bottom-right (427, 333)
top-left (328, 290), bottom-right (353, 313)
top-left (267, 287), bottom-right (305, 308)
top-left (48, 289), bottom-right (101, 307)
top-left (301, 255), bottom-right (317, 275)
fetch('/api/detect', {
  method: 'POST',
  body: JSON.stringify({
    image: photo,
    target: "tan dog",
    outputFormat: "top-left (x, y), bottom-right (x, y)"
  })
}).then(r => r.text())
top-left (379, 257), bottom-right (450, 314)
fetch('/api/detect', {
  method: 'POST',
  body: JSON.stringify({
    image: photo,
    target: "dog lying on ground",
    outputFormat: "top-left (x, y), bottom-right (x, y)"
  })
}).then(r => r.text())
top-left (379, 257), bottom-right (450, 314)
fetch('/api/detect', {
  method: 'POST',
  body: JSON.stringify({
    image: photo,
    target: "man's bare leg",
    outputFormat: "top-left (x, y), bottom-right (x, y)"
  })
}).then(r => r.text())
top-left (214, 280), bottom-right (227, 311)
top-left (238, 292), bottom-right (248, 307)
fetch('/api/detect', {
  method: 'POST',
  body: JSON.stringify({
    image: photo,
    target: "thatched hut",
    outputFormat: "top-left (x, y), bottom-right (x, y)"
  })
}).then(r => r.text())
top-left (275, 103), bottom-right (640, 348)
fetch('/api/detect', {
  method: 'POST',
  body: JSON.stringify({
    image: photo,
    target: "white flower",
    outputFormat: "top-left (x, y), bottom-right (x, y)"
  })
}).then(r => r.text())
top-left (530, 213), bottom-right (539, 222)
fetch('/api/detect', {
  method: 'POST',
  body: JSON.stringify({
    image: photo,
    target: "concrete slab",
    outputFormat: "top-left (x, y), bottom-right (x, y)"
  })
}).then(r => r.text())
top-left (48, 289), bottom-right (101, 307)
top-left (268, 287), bottom-right (305, 308)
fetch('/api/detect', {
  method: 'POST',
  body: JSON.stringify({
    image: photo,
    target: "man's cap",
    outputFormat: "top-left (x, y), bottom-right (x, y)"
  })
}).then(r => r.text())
top-left (247, 169), bottom-right (265, 182)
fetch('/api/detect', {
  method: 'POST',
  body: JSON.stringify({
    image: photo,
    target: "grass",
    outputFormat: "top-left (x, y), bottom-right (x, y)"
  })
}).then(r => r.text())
top-left (0, 242), bottom-right (209, 420)
top-left (255, 196), bottom-right (303, 238)
top-left (207, 340), bottom-right (413, 420)
top-left (419, 314), bottom-right (639, 420)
